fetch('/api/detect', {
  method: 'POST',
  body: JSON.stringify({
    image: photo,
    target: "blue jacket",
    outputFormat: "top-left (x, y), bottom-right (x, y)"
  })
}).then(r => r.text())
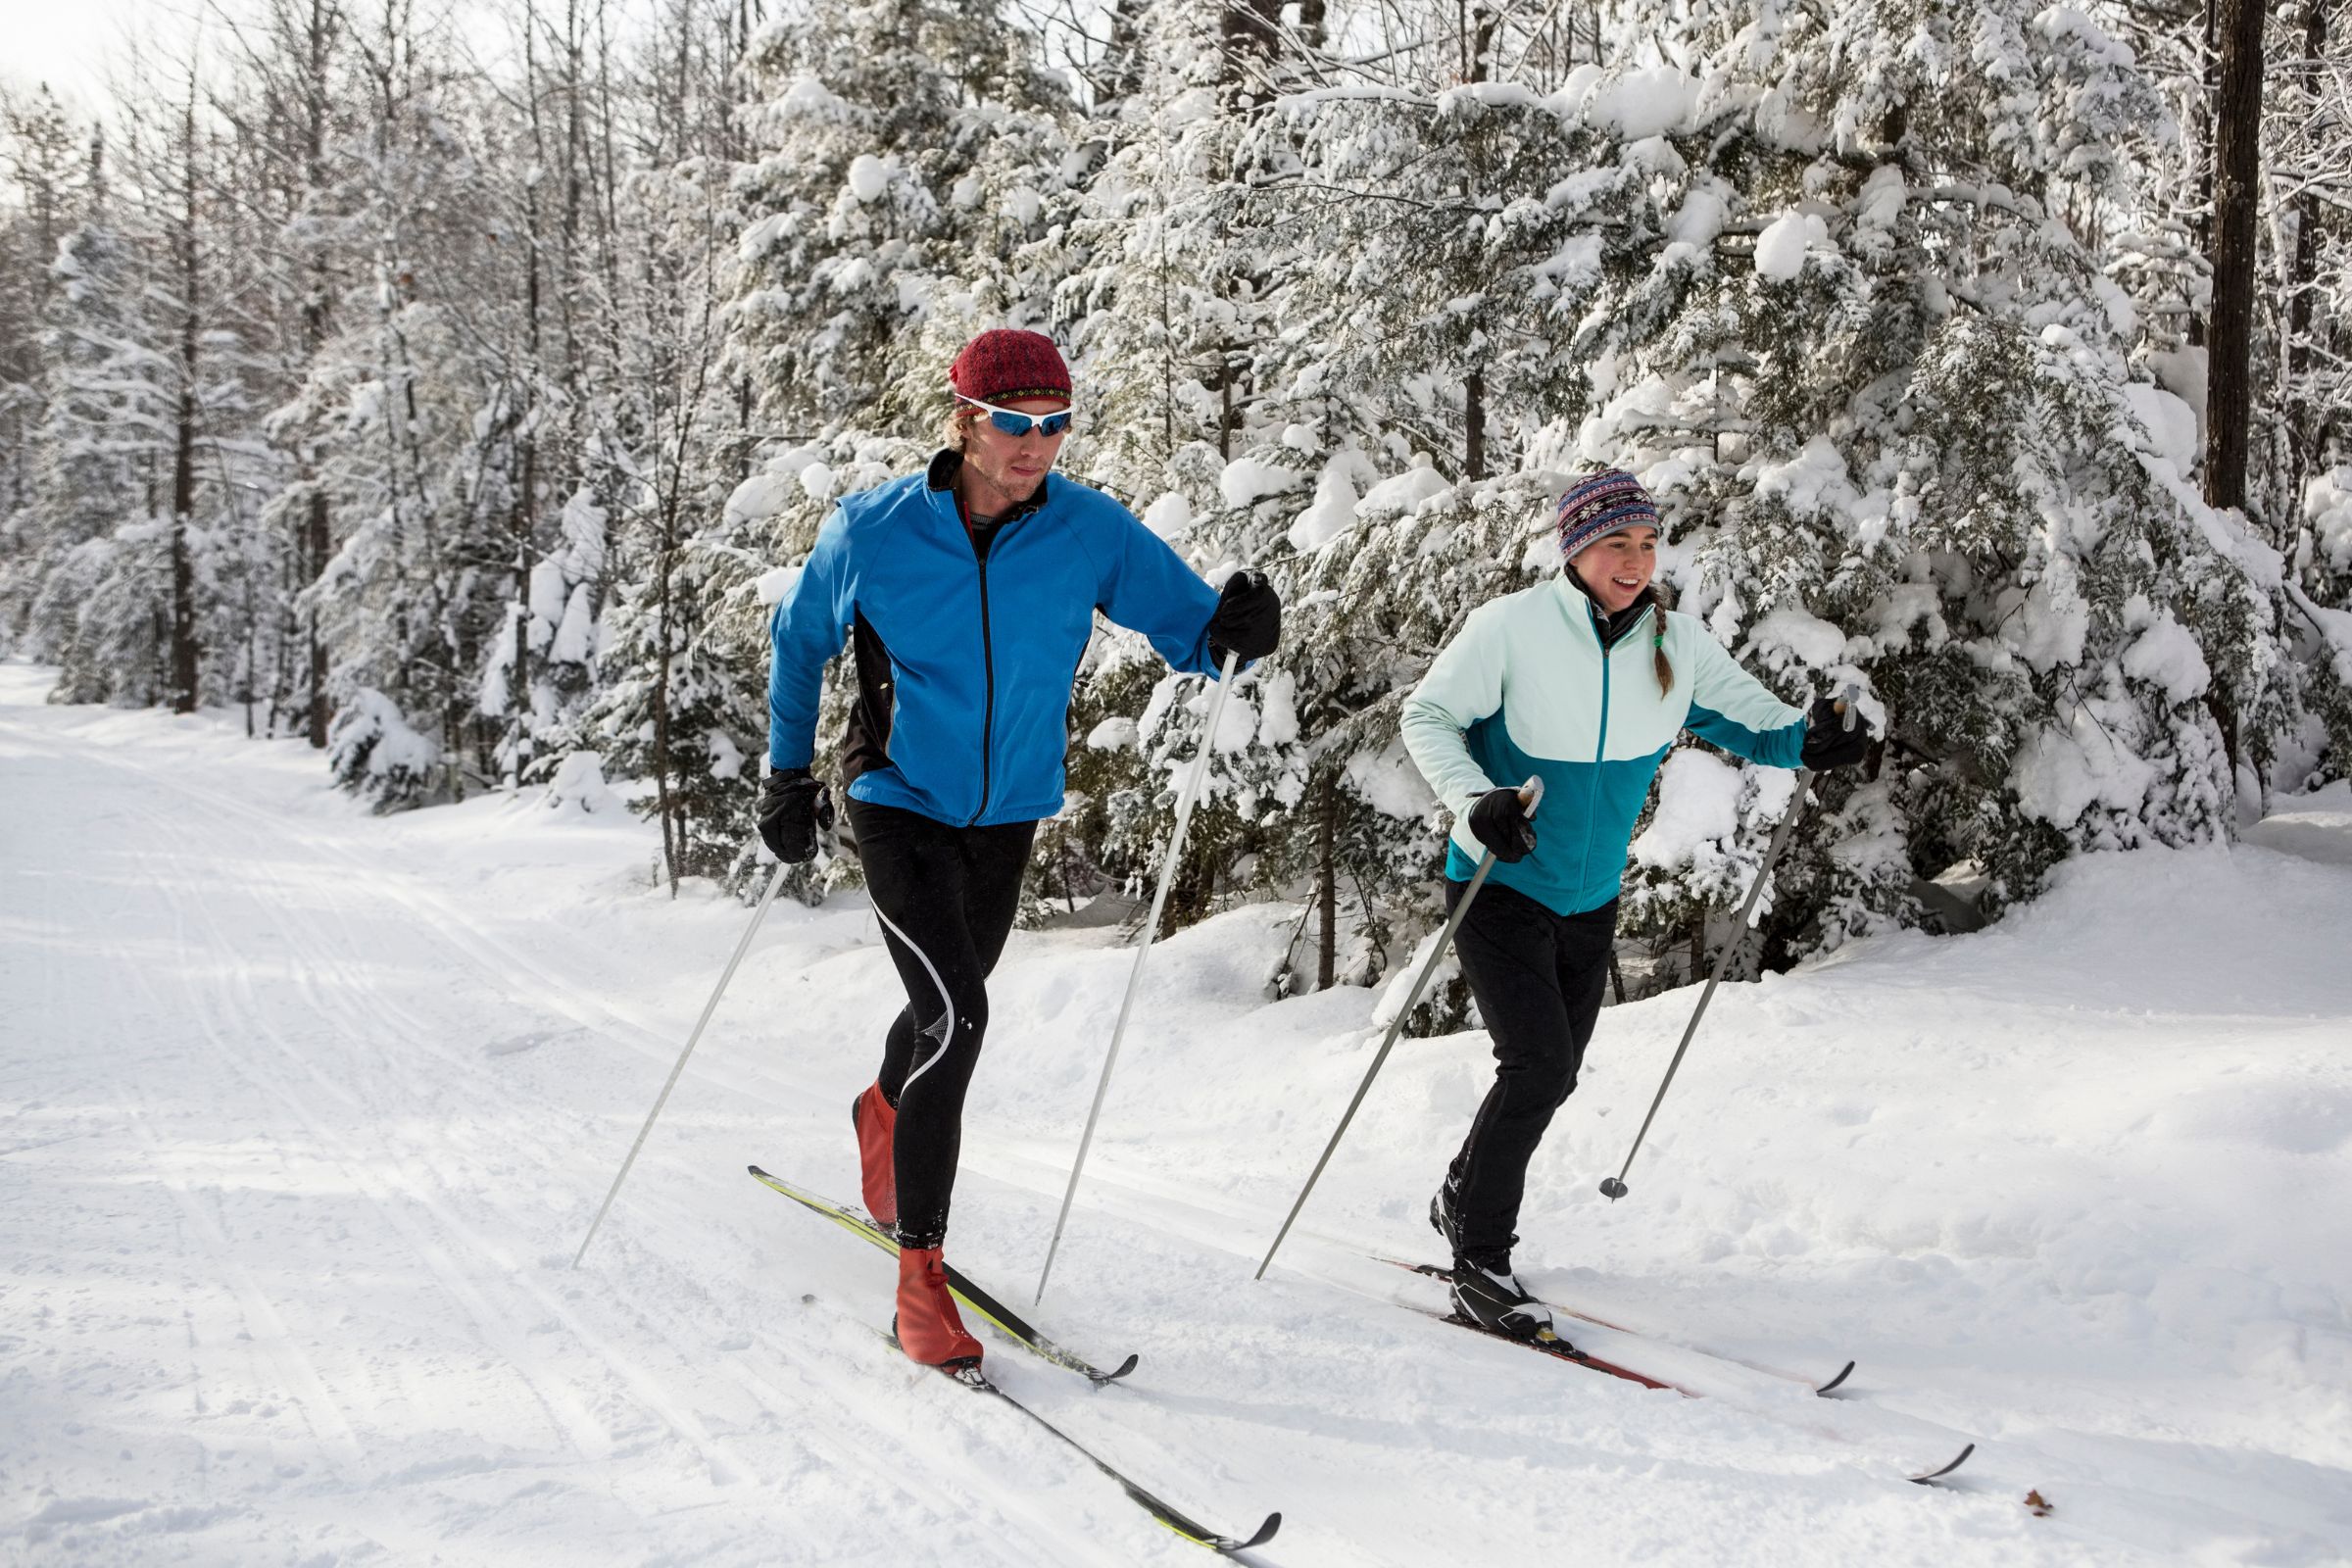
top-left (768, 452), bottom-right (1226, 827)
top-left (1399, 577), bottom-right (1806, 915)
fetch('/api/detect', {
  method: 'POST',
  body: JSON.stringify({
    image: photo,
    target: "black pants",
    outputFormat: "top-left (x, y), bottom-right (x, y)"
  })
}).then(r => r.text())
top-left (848, 798), bottom-right (1037, 1248)
top-left (1443, 878), bottom-right (1619, 1264)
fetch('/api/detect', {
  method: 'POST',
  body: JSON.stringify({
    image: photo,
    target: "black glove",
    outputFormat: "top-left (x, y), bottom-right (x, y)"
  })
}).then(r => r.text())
top-left (1799, 694), bottom-right (1872, 770)
top-left (1204, 569), bottom-right (1281, 663)
top-left (759, 767), bottom-right (834, 862)
top-left (1467, 787), bottom-right (1539, 863)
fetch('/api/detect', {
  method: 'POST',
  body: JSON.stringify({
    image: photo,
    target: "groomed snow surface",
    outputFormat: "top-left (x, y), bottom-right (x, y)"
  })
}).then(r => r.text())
top-left (5, 663), bottom-right (2349, 1566)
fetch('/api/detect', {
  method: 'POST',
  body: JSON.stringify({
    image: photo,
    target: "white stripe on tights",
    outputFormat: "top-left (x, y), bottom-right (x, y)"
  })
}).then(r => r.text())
top-left (872, 901), bottom-right (957, 1093)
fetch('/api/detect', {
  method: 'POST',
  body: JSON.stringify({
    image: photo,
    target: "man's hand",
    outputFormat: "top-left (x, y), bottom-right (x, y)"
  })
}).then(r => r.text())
top-left (1205, 569), bottom-right (1281, 663)
top-left (759, 768), bottom-right (834, 862)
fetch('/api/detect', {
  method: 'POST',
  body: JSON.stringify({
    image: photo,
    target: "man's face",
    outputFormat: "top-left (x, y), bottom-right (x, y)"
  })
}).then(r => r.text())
top-left (958, 397), bottom-right (1070, 508)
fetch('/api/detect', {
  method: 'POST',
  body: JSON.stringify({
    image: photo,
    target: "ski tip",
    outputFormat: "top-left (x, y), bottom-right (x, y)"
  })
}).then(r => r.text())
top-left (1909, 1443), bottom-right (1976, 1485)
top-left (748, 1163), bottom-right (770, 1178)
top-left (1231, 1510), bottom-right (1280, 1551)
top-left (1814, 1359), bottom-right (1857, 1396)
top-left (1090, 1351), bottom-right (1141, 1385)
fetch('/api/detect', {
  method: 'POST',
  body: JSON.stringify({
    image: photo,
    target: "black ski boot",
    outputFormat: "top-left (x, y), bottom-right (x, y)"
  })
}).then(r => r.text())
top-left (1428, 1178), bottom-right (1463, 1252)
top-left (1449, 1253), bottom-right (1554, 1342)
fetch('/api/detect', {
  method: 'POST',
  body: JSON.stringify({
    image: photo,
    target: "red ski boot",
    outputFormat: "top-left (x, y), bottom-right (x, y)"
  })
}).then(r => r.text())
top-left (851, 1082), bottom-right (897, 1232)
top-left (893, 1245), bottom-right (982, 1368)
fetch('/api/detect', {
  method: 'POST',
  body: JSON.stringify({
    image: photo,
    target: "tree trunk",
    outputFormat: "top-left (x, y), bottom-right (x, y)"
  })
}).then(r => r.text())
top-left (1315, 769), bottom-right (1338, 991)
top-left (1465, 368), bottom-right (1486, 481)
top-left (2202, 0), bottom-right (2265, 514)
top-left (2283, 0), bottom-right (2331, 528)
top-left (168, 87), bottom-right (202, 716)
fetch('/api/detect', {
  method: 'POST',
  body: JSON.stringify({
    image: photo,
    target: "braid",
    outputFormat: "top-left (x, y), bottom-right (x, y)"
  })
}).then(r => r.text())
top-left (1648, 585), bottom-right (1673, 694)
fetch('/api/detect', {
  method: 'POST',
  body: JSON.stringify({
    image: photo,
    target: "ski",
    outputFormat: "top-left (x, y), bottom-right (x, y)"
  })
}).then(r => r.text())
top-left (1396, 1298), bottom-right (1678, 1391)
top-left (1387, 1259), bottom-right (1973, 1485)
top-left (749, 1164), bottom-right (1138, 1385)
top-left (1383, 1257), bottom-right (1855, 1396)
top-left (936, 1359), bottom-right (1281, 1555)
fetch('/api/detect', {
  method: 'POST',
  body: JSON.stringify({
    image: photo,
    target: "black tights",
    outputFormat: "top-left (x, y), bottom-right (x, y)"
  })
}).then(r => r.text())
top-left (848, 798), bottom-right (1036, 1247)
top-left (1444, 878), bottom-right (1619, 1265)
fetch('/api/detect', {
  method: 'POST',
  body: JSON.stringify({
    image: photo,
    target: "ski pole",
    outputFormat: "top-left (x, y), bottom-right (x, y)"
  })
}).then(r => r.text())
top-left (1598, 686), bottom-right (1857, 1201)
top-left (572, 857), bottom-right (793, 1267)
top-left (1254, 775), bottom-right (1544, 1282)
top-left (1034, 649), bottom-right (1242, 1306)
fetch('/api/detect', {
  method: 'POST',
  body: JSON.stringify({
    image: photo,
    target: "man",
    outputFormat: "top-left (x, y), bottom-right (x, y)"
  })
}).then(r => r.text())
top-left (760, 328), bottom-right (1281, 1368)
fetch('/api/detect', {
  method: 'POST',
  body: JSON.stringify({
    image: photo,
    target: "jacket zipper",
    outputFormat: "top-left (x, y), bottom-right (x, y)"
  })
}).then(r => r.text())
top-left (963, 503), bottom-right (1035, 827)
top-left (1579, 603), bottom-right (1612, 897)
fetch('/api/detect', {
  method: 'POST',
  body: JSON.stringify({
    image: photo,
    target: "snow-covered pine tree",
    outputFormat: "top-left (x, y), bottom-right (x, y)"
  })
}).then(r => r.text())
top-left (1211, 24), bottom-right (1641, 994)
top-left (702, 0), bottom-right (1077, 901)
top-left (1544, 0), bottom-right (2291, 978)
top-left (19, 187), bottom-right (185, 707)
top-left (1047, 0), bottom-right (1339, 939)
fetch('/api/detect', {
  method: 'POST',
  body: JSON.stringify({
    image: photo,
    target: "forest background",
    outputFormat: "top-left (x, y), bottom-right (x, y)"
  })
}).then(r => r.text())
top-left (2, 0), bottom-right (2347, 1019)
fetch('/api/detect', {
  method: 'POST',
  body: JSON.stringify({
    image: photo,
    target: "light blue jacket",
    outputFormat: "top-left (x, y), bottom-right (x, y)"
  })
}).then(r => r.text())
top-left (1399, 577), bottom-right (1805, 915)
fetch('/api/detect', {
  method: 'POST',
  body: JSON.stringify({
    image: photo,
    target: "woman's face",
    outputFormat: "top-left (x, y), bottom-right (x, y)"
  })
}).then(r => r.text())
top-left (1571, 525), bottom-right (1659, 614)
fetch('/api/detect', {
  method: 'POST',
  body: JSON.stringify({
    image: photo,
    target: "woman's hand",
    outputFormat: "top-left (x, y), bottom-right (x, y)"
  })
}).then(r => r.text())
top-left (1798, 695), bottom-right (1872, 770)
top-left (1468, 787), bottom-right (1540, 862)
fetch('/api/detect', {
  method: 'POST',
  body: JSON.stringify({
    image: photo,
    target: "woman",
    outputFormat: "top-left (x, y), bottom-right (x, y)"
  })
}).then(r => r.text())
top-left (760, 328), bottom-right (1281, 1370)
top-left (1397, 467), bottom-right (1868, 1340)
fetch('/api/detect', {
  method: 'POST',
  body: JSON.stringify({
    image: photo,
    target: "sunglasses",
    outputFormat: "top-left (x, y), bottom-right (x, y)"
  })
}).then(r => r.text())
top-left (955, 393), bottom-right (1074, 439)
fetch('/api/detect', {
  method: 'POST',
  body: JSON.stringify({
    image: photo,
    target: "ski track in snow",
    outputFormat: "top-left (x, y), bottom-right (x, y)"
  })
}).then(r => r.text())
top-left (4, 664), bottom-right (2350, 1565)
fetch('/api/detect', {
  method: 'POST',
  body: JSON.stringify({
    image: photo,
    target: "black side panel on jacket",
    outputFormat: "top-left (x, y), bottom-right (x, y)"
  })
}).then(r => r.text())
top-left (842, 610), bottom-right (896, 791)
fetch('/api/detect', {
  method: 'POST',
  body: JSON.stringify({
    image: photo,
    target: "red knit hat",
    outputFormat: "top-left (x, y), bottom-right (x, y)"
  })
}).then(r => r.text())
top-left (950, 329), bottom-right (1072, 407)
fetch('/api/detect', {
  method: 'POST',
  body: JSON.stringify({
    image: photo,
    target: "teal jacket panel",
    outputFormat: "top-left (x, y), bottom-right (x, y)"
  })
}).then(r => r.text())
top-left (1398, 577), bottom-right (1805, 915)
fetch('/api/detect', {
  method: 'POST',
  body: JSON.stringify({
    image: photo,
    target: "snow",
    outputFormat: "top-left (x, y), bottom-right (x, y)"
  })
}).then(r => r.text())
top-left (1750, 434), bottom-right (1860, 521)
top-left (1747, 605), bottom-right (1852, 672)
top-left (2120, 609), bottom-right (2210, 705)
top-left (845, 154), bottom-right (890, 203)
top-left (1343, 736), bottom-right (1435, 820)
top-left (1584, 68), bottom-right (1701, 140)
top-left (1086, 715), bottom-right (1138, 752)
top-left (2010, 706), bottom-right (2157, 826)
top-left (1216, 456), bottom-right (1305, 510)
top-left (2120, 382), bottom-right (2199, 474)
top-left (2305, 466), bottom-right (2352, 571)
top-left (724, 471), bottom-right (799, 525)
top-left (1354, 456), bottom-right (1452, 517)
top-left (551, 584), bottom-right (597, 667)
top-left (1753, 210), bottom-right (1826, 281)
top-left (1286, 459), bottom-right (1361, 553)
top-left (541, 750), bottom-right (617, 813)
top-left (8, 666), bottom-right (2352, 1566)
top-left (1631, 749), bottom-right (1743, 868)
top-left (755, 564), bottom-right (801, 606)
top-left (1139, 491), bottom-right (1193, 541)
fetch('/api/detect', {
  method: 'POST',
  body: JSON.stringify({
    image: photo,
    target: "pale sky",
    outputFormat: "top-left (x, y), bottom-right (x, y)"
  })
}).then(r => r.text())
top-left (1, 0), bottom-right (172, 119)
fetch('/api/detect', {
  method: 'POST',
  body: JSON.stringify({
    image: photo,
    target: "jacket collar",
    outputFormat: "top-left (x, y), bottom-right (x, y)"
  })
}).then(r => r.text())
top-left (1554, 570), bottom-right (1653, 651)
top-left (924, 448), bottom-right (1052, 522)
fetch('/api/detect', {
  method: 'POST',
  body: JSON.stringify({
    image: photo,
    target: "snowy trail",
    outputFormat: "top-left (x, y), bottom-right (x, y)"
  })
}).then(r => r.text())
top-left (6, 667), bottom-right (2350, 1565)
